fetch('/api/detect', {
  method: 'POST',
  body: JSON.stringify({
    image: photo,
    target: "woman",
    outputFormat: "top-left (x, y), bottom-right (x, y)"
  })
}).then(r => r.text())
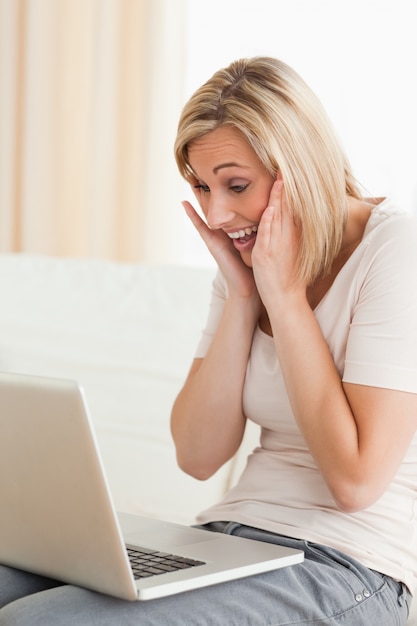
top-left (170, 56), bottom-right (417, 624)
top-left (1, 56), bottom-right (416, 625)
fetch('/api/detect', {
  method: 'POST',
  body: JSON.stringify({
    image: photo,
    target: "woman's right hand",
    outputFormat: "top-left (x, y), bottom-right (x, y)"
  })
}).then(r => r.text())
top-left (172, 201), bottom-right (261, 479)
top-left (183, 201), bottom-right (261, 310)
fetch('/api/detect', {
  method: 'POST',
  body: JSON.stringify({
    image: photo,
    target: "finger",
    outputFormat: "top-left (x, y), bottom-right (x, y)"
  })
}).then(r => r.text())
top-left (182, 201), bottom-right (209, 236)
top-left (182, 201), bottom-right (230, 257)
top-left (256, 180), bottom-right (284, 247)
top-left (255, 205), bottom-right (275, 251)
top-left (266, 178), bottom-right (284, 211)
top-left (182, 200), bottom-right (202, 222)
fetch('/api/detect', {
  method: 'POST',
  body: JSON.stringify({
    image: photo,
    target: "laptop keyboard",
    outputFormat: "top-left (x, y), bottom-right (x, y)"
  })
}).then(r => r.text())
top-left (126, 545), bottom-right (205, 579)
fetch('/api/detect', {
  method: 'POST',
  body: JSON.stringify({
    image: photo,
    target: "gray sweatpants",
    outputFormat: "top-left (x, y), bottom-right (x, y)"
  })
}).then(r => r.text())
top-left (0, 523), bottom-right (411, 625)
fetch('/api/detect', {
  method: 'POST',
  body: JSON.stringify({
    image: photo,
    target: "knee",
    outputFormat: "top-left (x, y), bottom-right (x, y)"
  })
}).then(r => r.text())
top-left (0, 606), bottom-right (25, 626)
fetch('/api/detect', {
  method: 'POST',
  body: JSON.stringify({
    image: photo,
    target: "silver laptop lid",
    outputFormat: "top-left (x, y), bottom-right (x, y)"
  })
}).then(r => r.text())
top-left (0, 371), bottom-right (138, 600)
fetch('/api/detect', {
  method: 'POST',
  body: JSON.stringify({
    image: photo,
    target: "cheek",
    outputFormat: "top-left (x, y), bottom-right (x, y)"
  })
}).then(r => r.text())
top-left (247, 184), bottom-right (274, 220)
top-left (250, 196), bottom-right (270, 222)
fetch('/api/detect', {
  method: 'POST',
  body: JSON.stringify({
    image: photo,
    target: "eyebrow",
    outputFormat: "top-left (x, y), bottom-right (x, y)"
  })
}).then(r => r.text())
top-left (213, 162), bottom-right (249, 174)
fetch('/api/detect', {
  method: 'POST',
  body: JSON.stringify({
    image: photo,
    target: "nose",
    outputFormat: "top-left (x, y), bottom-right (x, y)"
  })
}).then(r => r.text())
top-left (205, 197), bottom-right (236, 230)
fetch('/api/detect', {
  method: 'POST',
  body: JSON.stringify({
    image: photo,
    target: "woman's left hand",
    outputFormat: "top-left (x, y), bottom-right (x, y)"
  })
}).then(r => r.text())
top-left (251, 178), bottom-right (306, 310)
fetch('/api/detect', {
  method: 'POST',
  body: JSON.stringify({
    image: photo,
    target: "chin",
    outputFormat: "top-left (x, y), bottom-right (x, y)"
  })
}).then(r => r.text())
top-left (240, 251), bottom-right (253, 268)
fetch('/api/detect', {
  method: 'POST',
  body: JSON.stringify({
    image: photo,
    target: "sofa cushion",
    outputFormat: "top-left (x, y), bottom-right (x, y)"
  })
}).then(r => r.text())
top-left (0, 254), bottom-right (259, 524)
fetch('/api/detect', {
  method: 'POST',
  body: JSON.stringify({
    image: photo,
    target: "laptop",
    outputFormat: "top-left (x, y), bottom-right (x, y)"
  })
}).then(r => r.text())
top-left (0, 371), bottom-right (303, 601)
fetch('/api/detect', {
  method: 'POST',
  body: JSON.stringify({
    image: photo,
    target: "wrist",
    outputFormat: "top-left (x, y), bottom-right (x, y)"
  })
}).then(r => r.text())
top-left (226, 291), bottom-right (262, 327)
top-left (264, 287), bottom-right (308, 317)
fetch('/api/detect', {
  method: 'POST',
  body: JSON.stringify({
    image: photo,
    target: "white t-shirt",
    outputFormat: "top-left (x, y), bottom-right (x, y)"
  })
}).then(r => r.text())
top-left (194, 198), bottom-right (417, 593)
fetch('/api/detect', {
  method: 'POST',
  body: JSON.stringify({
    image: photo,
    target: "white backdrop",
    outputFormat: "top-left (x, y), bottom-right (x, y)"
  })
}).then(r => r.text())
top-left (177, 0), bottom-right (417, 266)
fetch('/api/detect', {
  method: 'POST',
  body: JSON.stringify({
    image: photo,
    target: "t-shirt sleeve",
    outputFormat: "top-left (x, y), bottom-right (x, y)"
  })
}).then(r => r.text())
top-left (343, 215), bottom-right (417, 393)
top-left (194, 270), bottom-right (228, 358)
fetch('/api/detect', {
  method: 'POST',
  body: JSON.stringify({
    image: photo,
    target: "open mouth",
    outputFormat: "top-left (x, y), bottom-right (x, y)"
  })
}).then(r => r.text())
top-left (226, 226), bottom-right (258, 252)
top-left (226, 225), bottom-right (258, 242)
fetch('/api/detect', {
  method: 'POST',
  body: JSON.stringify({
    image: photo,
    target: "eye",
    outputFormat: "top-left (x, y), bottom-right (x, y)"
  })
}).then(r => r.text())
top-left (193, 184), bottom-right (210, 193)
top-left (230, 184), bottom-right (249, 193)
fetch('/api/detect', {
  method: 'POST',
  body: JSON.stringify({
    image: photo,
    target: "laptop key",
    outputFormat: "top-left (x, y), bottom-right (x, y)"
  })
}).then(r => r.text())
top-left (127, 546), bottom-right (205, 580)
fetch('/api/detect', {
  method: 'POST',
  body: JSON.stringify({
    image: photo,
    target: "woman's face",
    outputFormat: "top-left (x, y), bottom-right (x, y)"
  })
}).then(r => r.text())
top-left (187, 126), bottom-right (275, 267)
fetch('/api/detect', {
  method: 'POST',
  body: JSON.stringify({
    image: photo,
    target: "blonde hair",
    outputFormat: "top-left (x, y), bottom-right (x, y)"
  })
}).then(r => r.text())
top-left (174, 57), bottom-right (362, 284)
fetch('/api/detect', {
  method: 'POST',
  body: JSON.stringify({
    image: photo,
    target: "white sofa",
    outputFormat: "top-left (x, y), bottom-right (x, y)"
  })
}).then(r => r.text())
top-left (0, 253), bottom-right (414, 624)
top-left (0, 253), bottom-right (259, 526)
